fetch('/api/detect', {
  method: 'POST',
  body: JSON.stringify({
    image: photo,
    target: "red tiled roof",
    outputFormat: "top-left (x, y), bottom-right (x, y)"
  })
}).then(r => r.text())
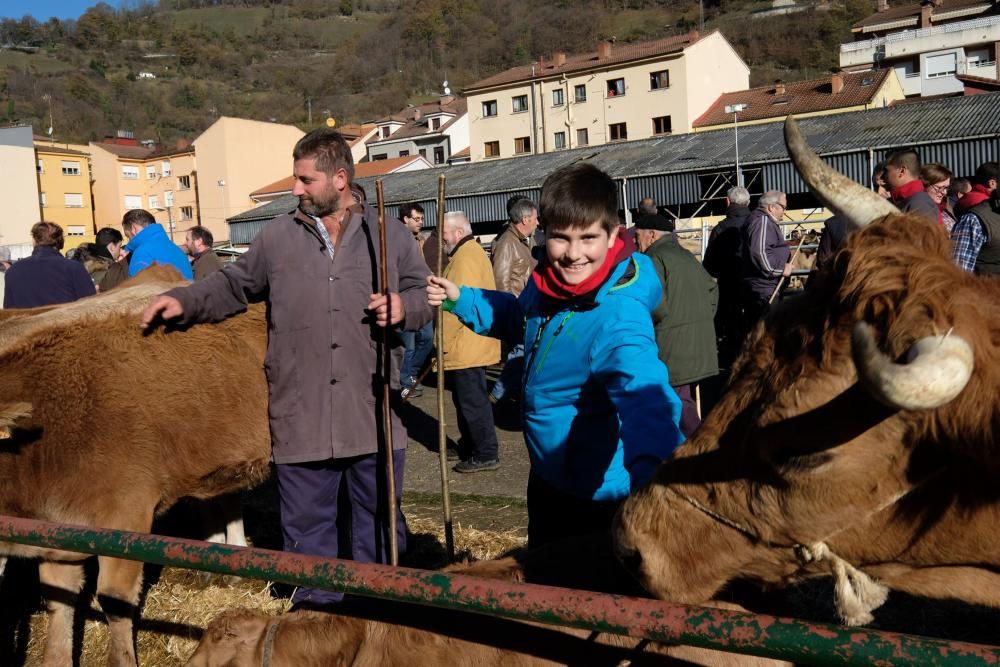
top-left (464, 32), bottom-right (703, 91)
top-left (367, 98), bottom-right (467, 144)
top-left (250, 156), bottom-right (429, 197)
top-left (852, 0), bottom-right (993, 31)
top-left (957, 73), bottom-right (1000, 89)
top-left (693, 70), bottom-right (892, 128)
top-left (450, 147), bottom-right (471, 159)
top-left (34, 144), bottom-right (89, 157)
top-left (251, 175), bottom-right (295, 198)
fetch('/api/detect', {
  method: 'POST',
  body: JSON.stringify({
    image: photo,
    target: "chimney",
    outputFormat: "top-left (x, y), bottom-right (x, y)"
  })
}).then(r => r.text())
top-left (877, 0), bottom-right (889, 11)
top-left (920, 0), bottom-right (933, 28)
top-left (411, 107), bottom-right (423, 121)
top-left (774, 80), bottom-right (786, 96)
top-left (831, 71), bottom-right (845, 94)
top-left (689, 30), bottom-right (700, 42)
top-left (554, 51), bottom-right (566, 67)
top-left (175, 138), bottom-right (190, 150)
top-left (597, 40), bottom-right (611, 59)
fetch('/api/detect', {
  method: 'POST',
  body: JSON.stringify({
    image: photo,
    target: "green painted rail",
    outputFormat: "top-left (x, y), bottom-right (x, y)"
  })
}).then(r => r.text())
top-left (0, 515), bottom-right (996, 666)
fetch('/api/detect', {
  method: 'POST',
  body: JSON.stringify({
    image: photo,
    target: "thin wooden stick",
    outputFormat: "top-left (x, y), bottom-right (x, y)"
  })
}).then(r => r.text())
top-left (436, 175), bottom-right (455, 562)
top-left (767, 227), bottom-right (807, 306)
top-left (375, 179), bottom-right (399, 566)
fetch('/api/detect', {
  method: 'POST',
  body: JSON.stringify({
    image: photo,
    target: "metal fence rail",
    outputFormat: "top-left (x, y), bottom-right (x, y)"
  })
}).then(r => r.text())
top-left (1, 516), bottom-right (997, 666)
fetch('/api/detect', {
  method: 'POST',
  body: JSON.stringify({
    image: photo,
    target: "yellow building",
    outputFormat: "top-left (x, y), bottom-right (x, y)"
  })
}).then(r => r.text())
top-left (34, 144), bottom-right (96, 242)
top-left (463, 31), bottom-right (749, 162)
top-left (692, 69), bottom-right (905, 131)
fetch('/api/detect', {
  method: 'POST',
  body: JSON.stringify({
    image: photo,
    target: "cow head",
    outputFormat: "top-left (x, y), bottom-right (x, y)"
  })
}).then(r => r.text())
top-left (614, 118), bottom-right (1000, 624)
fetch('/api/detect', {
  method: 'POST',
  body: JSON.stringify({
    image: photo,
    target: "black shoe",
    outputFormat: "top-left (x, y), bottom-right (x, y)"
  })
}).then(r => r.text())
top-left (446, 447), bottom-right (461, 461)
top-left (452, 458), bottom-right (500, 473)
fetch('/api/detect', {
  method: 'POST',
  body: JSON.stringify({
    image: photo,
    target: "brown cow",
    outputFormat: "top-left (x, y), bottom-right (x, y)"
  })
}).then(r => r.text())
top-left (0, 266), bottom-right (270, 666)
top-left (614, 117), bottom-right (1000, 627)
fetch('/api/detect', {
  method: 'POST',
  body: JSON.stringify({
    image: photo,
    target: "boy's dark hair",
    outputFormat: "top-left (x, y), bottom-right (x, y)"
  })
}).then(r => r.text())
top-left (972, 161), bottom-right (999, 187)
top-left (122, 209), bottom-right (155, 229)
top-left (95, 227), bottom-right (123, 248)
top-left (31, 221), bottom-right (64, 250)
top-left (399, 202), bottom-right (424, 219)
top-left (187, 225), bottom-right (214, 247)
top-left (293, 128), bottom-right (355, 181)
top-left (885, 149), bottom-right (921, 176)
top-left (539, 163), bottom-right (618, 236)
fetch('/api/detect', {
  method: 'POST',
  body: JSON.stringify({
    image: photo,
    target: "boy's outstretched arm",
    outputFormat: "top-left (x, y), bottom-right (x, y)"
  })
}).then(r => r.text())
top-left (426, 275), bottom-right (525, 344)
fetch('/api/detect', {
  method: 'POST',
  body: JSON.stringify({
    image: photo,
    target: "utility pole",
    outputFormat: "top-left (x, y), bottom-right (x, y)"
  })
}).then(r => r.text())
top-left (725, 103), bottom-right (748, 186)
top-left (306, 96), bottom-right (312, 125)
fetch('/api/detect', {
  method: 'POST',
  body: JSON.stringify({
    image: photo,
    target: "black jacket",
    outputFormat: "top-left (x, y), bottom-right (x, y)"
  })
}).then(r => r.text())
top-left (703, 204), bottom-right (751, 285)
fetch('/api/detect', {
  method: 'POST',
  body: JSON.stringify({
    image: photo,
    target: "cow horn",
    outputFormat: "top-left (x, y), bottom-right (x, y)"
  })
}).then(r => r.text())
top-left (852, 323), bottom-right (973, 410)
top-left (784, 116), bottom-right (899, 230)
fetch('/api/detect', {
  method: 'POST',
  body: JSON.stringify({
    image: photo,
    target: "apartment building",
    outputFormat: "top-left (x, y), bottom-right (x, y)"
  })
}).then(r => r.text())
top-left (693, 69), bottom-right (905, 130)
top-left (89, 137), bottom-right (198, 243)
top-left (35, 143), bottom-right (96, 239)
top-left (463, 31), bottom-right (749, 162)
top-left (840, 0), bottom-right (1000, 97)
top-left (192, 117), bottom-right (304, 243)
top-left (0, 125), bottom-right (42, 248)
top-left (365, 95), bottom-right (469, 166)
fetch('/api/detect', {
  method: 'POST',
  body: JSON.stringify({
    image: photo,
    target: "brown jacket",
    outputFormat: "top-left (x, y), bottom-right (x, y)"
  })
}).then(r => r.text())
top-left (442, 237), bottom-right (500, 370)
top-left (166, 204), bottom-right (432, 464)
top-left (98, 258), bottom-right (129, 292)
top-left (491, 224), bottom-right (535, 295)
top-left (192, 249), bottom-right (224, 280)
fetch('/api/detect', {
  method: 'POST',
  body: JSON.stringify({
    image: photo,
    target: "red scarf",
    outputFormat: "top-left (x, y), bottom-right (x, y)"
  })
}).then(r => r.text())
top-left (890, 180), bottom-right (925, 206)
top-left (957, 184), bottom-right (992, 212)
top-left (532, 233), bottom-right (628, 301)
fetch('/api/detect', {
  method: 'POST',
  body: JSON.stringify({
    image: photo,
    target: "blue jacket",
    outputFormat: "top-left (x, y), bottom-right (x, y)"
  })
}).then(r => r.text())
top-left (450, 253), bottom-right (684, 501)
top-left (3, 246), bottom-right (96, 308)
top-left (124, 223), bottom-right (193, 280)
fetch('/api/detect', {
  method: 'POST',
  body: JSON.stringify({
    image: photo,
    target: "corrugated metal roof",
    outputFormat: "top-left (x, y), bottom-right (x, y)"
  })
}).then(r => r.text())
top-left (228, 93), bottom-right (1000, 234)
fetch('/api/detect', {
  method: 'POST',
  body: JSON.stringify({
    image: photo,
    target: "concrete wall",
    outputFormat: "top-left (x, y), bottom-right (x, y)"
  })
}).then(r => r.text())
top-left (0, 126), bottom-right (41, 245)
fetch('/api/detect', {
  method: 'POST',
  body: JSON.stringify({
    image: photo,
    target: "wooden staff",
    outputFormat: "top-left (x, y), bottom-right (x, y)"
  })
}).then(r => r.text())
top-left (767, 224), bottom-right (807, 306)
top-left (436, 175), bottom-right (455, 561)
top-left (375, 179), bottom-right (399, 566)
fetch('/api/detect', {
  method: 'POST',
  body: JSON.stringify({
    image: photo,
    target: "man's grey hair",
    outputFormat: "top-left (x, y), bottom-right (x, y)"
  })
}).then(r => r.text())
top-left (508, 198), bottom-right (537, 225)
top-left (638, 197), bottom-right (657, 216)
top-left (726, 186), bottom-right (750, 207)
top-left (443, 210), bottom-right (473, 235)
top-left (758, 190), bottom-right (785, 210)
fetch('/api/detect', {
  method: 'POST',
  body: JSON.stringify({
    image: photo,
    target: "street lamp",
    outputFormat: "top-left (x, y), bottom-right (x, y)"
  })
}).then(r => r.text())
top-left (217, 179), bottom-right (227, 224)
top-left (725, 103), bottom-right (748, 187)
top-left (154, 206), bottom-right (174, 242)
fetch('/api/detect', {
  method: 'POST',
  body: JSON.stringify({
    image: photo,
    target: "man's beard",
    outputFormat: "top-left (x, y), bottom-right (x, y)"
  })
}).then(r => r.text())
top-left (299, 189), bottom-right (340, 218)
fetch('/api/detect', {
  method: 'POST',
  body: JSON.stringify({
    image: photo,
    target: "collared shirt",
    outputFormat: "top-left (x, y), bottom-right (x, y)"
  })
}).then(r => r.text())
top-left (951, 211), bottom-right (985, 272)
top-left (310, 215), bottom-right (336, 259)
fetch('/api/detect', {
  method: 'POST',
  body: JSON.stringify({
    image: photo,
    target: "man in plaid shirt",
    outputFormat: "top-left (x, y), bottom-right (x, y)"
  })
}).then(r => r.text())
top-left (951, 162), bottom-right (999, 273)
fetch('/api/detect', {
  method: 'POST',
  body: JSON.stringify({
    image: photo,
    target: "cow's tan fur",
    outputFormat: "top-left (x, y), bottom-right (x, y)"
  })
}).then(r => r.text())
top-left (0, 266), bottom-right (271, 666)
top-left (615, 215), bottom-right (1000, 616)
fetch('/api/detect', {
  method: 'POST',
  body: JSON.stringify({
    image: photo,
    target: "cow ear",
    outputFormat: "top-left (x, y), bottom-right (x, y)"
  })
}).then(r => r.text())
top-left (0, 402), bottom-right (32, 438)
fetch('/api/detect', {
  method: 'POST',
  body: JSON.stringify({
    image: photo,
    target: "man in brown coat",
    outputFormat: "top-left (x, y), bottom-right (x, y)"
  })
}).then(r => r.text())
top-left (185, 225), bottom-right (224, 280)
top-left (142, 128), bottom-right (432, 609)
top-left (489, 197), bottom-right (537, 403)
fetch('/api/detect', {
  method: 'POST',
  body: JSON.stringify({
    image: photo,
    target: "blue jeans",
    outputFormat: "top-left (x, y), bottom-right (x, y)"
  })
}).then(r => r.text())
top-left (400, 321), bottom-right (433, 387)
top-left (490, 343), bottom-right (525, 401)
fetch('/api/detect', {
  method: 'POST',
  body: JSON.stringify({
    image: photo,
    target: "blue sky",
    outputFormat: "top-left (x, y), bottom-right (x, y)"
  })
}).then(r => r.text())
top-left (1, 1), bottom-right (123, 21)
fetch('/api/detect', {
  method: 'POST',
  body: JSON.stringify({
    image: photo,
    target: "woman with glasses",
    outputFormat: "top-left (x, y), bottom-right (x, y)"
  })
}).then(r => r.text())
top-left (922, 163), bottom-right (955, 231)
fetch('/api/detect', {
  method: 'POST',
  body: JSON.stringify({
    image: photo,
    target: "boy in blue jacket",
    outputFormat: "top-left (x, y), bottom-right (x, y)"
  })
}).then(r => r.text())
top-left (427, 163), bottom-right (684, 547)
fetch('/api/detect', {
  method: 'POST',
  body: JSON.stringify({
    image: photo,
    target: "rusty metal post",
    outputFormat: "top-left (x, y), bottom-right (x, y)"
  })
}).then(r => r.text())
top-left (375, 179), bottom-right (398, 566)
top-left (0, 516), bottom-right (996, 667)
top-left (436, 175), bottom-right (455, 561)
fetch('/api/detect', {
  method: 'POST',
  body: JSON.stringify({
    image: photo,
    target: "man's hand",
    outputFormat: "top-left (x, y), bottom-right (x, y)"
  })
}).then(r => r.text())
top-left (141, 295), bottom-right (184, 329)
top-left (368, 292), bottom-right (405, 327)
top-left (427, 275), bottom-right (460, 307)
top-left (781, 262), bottom-right (794, 278)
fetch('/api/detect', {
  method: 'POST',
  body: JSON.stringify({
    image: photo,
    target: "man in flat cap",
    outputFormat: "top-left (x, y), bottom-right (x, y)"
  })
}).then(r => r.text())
top-left (634, 214), bottom-right (718, 436)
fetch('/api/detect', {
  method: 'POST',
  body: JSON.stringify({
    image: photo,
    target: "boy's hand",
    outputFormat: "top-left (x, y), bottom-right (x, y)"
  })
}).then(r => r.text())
top-left (427, 275), bottom-right (459, 307)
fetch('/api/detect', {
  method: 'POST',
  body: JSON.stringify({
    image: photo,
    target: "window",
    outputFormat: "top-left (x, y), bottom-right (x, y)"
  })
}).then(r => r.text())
top-left (514, 136), bottom-right (531, 154)
top-left (430, 117), bottom-right (441, 130)
top-left (652, 115), bottom-right (672, 136)
top-left (484, 140), bottom-right (500, 158)
top-left (124, 195), bottom-right (142, 209)
top-left (433, 146), bottom-right (445, 165)
top-left (419, 148), bottom-right (428, 159)
top-left (164, 190), bottom-right (174, 206)
top-left (39, 192), bottom-right (46, 207)
top-left (925, 52), bottom-right (957, 78)
top-left (399, 150), bottom-right (409, 157)
top-left (62, 160), bottom-right (81, 176)
top-left (146, 165), bottom-right (157, 179)
top-left (148, 195), bottom-right (159, 209)
top-left (574, 84), bottom-right (587, 103)
top-left (180, 206), bottom-right (194, 220)
top-left (161, 160), bottom-right (171, 176)
top-left (552, 88), bottom-right (564, 106)
top-left (373, 153), bottom-right (388, 161)
top-left (512, 95), bottom-right (528, 113)
top-left (576, 128), bottom-right (589, 146)
top-left (380, 126), bottom-right (391, 139)
top-left (607, 78), bottom-right (625, 97)
top-left (64, 193), bottom-right (84, 208)
top-left (609, 122), bottom-right (627, 141)
top-left (553, 131), bottom-right (566, 149)
top-left (67, 225), bottom-right (86, 236)
top-left (37, 159), bottom-right (44, 173)
top-left (650, 70), bottom-right (670, 90)
top-left (178, 175), bottom-right (191, 190)
top-left (482, 100), bottom-right (498, 117)
top-left (122, 165), bottom-right (139, 180)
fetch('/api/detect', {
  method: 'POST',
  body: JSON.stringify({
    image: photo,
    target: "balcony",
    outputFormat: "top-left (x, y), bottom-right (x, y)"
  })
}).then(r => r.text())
top-left (840, 15), bottom-right (1000, 68)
